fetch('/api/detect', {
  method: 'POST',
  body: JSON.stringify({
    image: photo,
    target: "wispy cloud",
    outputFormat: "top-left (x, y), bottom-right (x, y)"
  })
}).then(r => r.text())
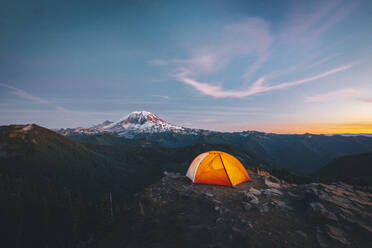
top-left (149, 1), bottom-right (359, 99)
top-left (357, 97), bottom-right (372, 103)
top-left (176, 64), bottom-right (353, 98)
top-left (152, 18), bottom-right (272, 78)
top-left (282, 0), bottom-right (360, 45)
top-left (242, 52), bottom-right (270, 86)
top-left (151, 95), bottom-right (169, 99)
top-left (308, 53), bottom-right (340, 68)
top-left (305, 88), bottom-right (361, 102)
top-left (0, 83), bottom-right (66, 111)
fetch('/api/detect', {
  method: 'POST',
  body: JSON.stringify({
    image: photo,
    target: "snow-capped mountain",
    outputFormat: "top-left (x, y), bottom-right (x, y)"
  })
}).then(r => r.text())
top-left (58, 111), bottom-right (195, 137)
top-left (104, 111), bottom-right (187, 136)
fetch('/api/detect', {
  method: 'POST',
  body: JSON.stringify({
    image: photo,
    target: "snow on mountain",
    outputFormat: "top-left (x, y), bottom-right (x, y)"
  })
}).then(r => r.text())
top-left (90, 120), bottom-right (114, 129)
top-left (58, 111), bottom-right (193, 137)
top-left (104, 111), bottom-right (186, 136)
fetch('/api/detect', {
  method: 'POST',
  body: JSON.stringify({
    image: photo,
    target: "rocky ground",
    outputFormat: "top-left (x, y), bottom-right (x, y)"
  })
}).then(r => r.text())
top-left (96, 172), bottom-right (372, 248)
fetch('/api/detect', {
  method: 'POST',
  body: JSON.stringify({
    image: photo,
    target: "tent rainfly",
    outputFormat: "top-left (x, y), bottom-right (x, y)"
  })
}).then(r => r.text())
top-left (186, 151), bottom-right (250, 186)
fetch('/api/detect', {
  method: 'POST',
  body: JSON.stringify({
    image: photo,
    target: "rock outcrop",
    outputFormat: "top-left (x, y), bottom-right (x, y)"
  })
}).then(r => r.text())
top-left (96, 172), bottom-right (372, 248)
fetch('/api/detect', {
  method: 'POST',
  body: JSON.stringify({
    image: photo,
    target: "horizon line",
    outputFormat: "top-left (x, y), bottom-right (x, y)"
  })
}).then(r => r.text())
top-left (2, 122), bottom-right (371, 136)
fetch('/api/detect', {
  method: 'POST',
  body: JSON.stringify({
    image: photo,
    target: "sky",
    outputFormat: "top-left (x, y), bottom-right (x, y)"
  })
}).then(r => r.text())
top-left (1, 0), bottom-right (372, 134)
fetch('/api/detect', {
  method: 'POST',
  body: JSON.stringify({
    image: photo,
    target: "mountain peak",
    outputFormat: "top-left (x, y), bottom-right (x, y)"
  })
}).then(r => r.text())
top-left (58, 111), bottom-right (195, 137)
top-left (130, 110), bottom-right (153, 116)
top-left (98, 111), bottom-right (185, 136)
top-left (124, 110), bottom-right (164, 125)
top-left (107, 110), bottom-right (167, 128)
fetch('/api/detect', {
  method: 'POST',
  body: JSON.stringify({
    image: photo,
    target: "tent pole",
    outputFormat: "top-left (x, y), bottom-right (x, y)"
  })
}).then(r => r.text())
top-left (219, 153), bottom-right (233, 187)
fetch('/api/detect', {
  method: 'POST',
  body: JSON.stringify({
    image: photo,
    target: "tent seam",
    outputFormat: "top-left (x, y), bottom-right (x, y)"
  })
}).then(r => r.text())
top-left (219, 153), bottom-right (233, 186)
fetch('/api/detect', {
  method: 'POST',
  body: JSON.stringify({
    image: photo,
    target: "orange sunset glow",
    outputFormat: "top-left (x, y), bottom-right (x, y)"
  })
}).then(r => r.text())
top-left (254, 122), bottom-right (372, 134)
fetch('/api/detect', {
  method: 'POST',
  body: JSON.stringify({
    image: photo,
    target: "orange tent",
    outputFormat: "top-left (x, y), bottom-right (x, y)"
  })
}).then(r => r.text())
top-left (186, 151), bottom-right (250, 186)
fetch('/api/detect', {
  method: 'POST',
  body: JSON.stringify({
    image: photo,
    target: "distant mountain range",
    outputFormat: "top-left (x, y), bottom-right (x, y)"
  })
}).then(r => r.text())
top-left (57, 111), bottom-right (372, 173)
top-left (57, 110), bottom-right (372, 138)
top-left (57, 111), bottom-right (202, 137)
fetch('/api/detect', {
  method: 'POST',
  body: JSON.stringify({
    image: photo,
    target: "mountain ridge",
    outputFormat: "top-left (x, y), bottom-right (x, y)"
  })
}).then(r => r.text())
top-left (58, 110), bottom-right (200, 137)
top-left (57, 110), bottom-right (372, 138)
top-left (55, 111), bottom-right (372, 174)
top-left (315, 152), bottom-right (372, 186)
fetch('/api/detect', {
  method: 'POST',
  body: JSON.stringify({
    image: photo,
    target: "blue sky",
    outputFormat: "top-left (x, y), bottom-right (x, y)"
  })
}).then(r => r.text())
top-left (1, 0), bottom-right (372, 133)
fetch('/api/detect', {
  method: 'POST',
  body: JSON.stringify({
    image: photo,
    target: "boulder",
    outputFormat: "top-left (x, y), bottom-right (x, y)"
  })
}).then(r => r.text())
top-left (250, 198), bottom-right (260, 205)
top-left (249, 187), bottom-right (261, 196)
top-left (263, 188), bottom-right (283, 197)
top-left (244, 192), bottom-right (259, 204)
top-left (265, 178), bottom-right (281, 188)
top-left (271, 199), bottom-right (293, 212)
top-left (163, 171), bottom-right (183, 179)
